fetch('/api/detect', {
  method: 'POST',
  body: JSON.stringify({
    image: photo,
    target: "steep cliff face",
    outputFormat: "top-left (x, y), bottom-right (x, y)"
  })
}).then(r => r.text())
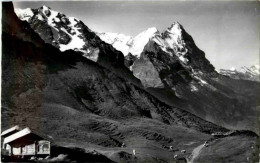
top-left (161, 22), bottom-right (215, 73)
top-left (131, 22), bottom-right (215, 89)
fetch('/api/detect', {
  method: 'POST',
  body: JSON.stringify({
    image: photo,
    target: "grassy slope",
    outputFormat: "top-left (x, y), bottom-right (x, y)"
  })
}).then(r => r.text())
top-left (195, 136), bottom-right (259, 163)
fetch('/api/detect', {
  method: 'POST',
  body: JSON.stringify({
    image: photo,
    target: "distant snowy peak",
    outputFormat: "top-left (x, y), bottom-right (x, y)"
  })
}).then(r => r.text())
top-left (219, 65), bottom-right (260, 82)
top-left (227, 65), bottom-right (260, 75)
top-left (97, 27), bottom-right (158, 57)
top-left (129, 27), bottom-right (158, 57)
top-left (241, 65), bottom-right (260, 75)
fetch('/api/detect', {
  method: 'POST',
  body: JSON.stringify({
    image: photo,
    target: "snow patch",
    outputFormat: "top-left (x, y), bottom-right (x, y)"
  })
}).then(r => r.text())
top-left (14, 8), bottom-right (34, 21)
top-left (83, 48), bottom-right (99, 62)
top-left (179, 55), bottom-right (189, 64)
top-left (53, 17), bottom-right (60, 22)
top-left (230, 67), bottom-right (236, 71)
top-left (59, 27), bottom-right (85, 52)
top-left (190, 84), bottom-right (198, 92)
top-left (42, 8), bottom-right (59, 28)
top-left (97, 32), bottom-right (132, 56)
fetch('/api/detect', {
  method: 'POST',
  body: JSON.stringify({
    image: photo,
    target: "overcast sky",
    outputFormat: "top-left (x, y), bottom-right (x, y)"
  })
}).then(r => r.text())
top-left (13, 1), bottom-right (259, 70)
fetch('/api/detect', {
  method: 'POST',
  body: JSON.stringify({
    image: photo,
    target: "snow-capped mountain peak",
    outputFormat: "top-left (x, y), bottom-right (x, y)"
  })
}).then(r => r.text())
top-left (249, 65), bottom-right (260, 74)
top-left (167, 21), bottom-right (182, 35)
top-left (15, 6), bottom-right (91, 57)
top-left (220, 65), bottom-right (260, 82)
top-left (41, 5), bottom-right (50, 10)
top-left (163, 22), bottom-right (186, 50)
top-left (240, 65), bottom-right (260, 75)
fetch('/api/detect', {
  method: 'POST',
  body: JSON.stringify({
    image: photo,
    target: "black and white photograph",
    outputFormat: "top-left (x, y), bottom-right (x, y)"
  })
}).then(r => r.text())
top-left (1, 0), bottom-right (260, 162)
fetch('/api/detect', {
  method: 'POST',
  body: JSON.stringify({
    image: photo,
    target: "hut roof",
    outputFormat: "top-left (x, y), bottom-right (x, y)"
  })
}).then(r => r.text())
top-left (1, 125), bottom-right (20, 137)
top-left (3, 127), bottom-right (42, 145)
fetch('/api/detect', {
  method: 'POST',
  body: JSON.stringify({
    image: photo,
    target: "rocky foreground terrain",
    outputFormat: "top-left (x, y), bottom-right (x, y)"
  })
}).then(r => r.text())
top-left (2, 2), bottom-right (260, 162)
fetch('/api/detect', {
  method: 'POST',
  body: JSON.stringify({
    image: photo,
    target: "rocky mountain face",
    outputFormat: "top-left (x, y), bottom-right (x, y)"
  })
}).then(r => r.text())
top-left (219, 65), bottom-right (260, 82)
top-left (14, 6), bottom-right (142, 86)
top-left (98, 22), bottom-right (216, 88)
top-left (15, 6), bottom-right (99, 60)
top-left (132, 22), bottom-right (215, 88)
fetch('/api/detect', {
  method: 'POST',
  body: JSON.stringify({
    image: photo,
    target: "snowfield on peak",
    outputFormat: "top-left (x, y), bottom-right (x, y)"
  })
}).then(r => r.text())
top-left (14, 8), bottom-right (34, 21)
top-left (97, 32), bottom-right (132, 56)
top-left (129, 27), bottom-right (158, 57)
top-left (97, 27), bottom-right (158, 58)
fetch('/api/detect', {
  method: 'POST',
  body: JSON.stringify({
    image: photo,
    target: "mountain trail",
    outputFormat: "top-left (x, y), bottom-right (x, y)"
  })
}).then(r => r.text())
top-left (187, 143), bottom-right (204, 163)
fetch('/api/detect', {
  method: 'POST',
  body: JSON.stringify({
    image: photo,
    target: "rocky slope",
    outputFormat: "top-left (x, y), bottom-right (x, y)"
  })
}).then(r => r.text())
top-left (219, 65), bottom-right (260, 82)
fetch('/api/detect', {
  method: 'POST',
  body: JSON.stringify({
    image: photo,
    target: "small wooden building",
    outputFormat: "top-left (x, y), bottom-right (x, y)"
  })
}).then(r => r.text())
top-left (1, 126), bottom-right (50, 157)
